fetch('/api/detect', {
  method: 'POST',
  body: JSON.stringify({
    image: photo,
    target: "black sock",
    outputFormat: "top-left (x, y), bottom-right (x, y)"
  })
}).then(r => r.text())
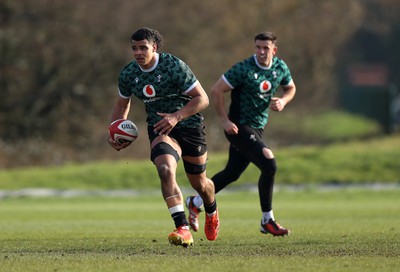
top-left (204, 200), bottom-right (217, 214)
top-left (171, 211), bottom-right (188, 228)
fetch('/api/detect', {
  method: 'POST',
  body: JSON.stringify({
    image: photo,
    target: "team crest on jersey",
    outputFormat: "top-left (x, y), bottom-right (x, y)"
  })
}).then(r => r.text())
top-left (143, 84), bottom-right (156, 97)
top-left (259, 80), bottom-right (272, 93)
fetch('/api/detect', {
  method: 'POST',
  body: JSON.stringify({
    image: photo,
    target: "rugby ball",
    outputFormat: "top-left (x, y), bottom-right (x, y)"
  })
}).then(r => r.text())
top-left (108, 119), bottom-right (138, 144)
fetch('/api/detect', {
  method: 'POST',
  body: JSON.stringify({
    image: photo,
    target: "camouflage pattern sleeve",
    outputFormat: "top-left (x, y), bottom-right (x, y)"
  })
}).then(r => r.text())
top-left (117, 63), bottom-right (133, 98)
top-left (223, 61), bottom-right (247, 88)
top-left (170, 55), bottom-right (198, 93)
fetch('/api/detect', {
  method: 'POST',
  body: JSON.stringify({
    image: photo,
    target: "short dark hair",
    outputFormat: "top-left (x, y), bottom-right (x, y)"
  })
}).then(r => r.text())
top-left (131, 27), bottom-right (164, 49)
top-left (254, 32), bottom-right (277, 44)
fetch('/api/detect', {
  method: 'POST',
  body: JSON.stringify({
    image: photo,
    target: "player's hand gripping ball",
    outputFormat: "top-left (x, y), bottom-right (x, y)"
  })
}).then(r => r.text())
top-left (108, 119), bottom-right (139, 145)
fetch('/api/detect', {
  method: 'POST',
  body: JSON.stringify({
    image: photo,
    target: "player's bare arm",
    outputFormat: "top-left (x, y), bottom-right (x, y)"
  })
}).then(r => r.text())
top-left (270, 80), bottom-right (296, 112)
top-left (153, 83), bottom-right (209, 135)
top-left (211, 78), bottom-right (239, 135)
top-left (110, 96), bottom-right (131, 121)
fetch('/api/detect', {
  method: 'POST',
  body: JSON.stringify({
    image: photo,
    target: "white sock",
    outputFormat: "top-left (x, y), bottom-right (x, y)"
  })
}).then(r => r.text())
top-left (193, 195), bottom-right (204, 209)
top-left (262, 210), bottom-right (275, 224)
top-left (168, 204), bottom-right (184, 215)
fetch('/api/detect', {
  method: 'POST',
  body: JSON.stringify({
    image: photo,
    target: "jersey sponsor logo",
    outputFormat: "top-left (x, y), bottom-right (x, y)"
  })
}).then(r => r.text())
top-left (260, 80), bottom-right (272, 93)
top-left (143, 84), bottom-right (156, 97)
top-left (143, 97), bottom-right (162, 103)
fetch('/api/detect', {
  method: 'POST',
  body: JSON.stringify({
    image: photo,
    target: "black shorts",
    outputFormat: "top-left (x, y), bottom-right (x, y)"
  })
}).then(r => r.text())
top-left (225, 123), bottom-right (268, 156)
top-left (147, 125), bottom-right (207, 157)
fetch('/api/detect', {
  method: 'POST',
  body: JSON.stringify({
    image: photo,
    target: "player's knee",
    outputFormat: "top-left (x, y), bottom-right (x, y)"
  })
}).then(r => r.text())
top-left (157, 163), bottom-right (174, 180)
top-left (261, 158), bottom-right (277, 176)
top-left (183, 160), bottom-right (207, 175)
top-left (262, 147), bottom-right (274, 159)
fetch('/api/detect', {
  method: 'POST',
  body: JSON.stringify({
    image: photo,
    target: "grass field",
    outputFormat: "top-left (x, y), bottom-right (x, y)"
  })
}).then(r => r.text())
top-left (0, 134), bottom-right (399, 271)
top-left (0, 189), bottom-right (399, 272)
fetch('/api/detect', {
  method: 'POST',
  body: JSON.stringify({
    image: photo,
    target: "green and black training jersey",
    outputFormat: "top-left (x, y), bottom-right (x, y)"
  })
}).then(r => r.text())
top-left (223, 55), bottom-right (292, 129)
top-left (118, 53), bottom-right (203, 128)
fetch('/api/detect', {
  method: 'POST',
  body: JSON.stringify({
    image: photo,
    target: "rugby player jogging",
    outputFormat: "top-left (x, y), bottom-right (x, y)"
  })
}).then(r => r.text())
top-left (187, 31), bottom-right (296, 237)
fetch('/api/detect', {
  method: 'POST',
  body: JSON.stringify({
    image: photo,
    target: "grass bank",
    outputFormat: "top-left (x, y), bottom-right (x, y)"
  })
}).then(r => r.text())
top-left (0, 135), bottom-right (399, 190)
